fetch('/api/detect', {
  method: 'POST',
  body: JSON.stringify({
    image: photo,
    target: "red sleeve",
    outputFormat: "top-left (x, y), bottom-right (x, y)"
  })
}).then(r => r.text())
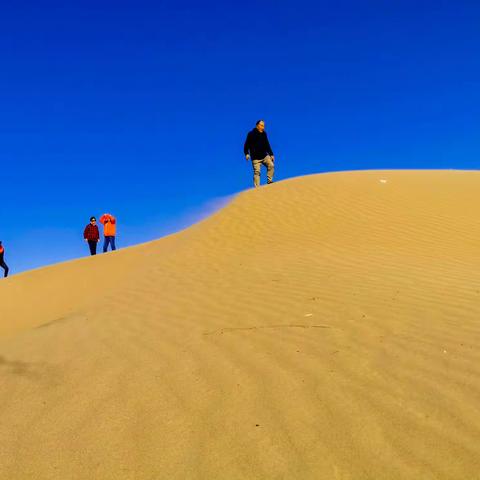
top-left (110, 216), bottom-right (116, 224)
top-left (94, 225), bottom-right (100, 239)
top-left (84, 225), bottom-right (89, 238)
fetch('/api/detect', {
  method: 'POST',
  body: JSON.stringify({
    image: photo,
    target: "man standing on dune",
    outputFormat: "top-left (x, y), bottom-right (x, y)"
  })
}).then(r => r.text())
top-left (100, 213), bottom-right (117, 252)
top-left (0, 241), bottom-right (9, 277)
top-left (244, 120), bottom-right (275, 187)
top-left (83, 216), bottom-right (100, 256)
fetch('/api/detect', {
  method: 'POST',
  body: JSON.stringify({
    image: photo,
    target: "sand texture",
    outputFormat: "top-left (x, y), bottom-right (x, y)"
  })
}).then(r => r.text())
top-left (1, 170), bottom-right (480, 479)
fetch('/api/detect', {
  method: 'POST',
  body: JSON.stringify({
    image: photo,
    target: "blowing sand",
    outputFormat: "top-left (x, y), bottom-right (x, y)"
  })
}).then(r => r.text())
top-left (1, 170), bottom-right (480, 479)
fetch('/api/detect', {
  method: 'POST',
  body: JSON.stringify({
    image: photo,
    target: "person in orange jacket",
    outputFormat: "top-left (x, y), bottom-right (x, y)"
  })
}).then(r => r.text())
top-left (99, 213), bottom-right (117, 252)
top-left (0, 241), bottom-right (9, 277)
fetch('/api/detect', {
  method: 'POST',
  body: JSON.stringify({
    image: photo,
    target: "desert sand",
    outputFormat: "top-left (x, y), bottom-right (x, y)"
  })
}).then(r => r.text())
top-left (1, 170), bottom-right (480, 479)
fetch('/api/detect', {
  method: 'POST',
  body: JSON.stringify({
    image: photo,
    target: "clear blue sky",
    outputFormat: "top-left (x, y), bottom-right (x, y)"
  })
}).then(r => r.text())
top-left (1, 0), bottom-right (479, 273)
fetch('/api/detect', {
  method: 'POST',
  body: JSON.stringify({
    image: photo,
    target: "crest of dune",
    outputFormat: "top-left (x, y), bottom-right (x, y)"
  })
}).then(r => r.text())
top-left (1, 170), bottom-right (480, 479)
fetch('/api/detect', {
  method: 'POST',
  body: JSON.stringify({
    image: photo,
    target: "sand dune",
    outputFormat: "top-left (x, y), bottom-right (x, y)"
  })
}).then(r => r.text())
top-left (1, 170), bottom-right (480, 479)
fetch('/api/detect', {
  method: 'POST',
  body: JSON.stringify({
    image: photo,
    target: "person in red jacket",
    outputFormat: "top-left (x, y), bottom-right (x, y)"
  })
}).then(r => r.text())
top-left (0, 241), bottom-right (9, 277)
top-left (99, 213), bottom-right (117, 252)
top-left (83, 216), bottom-right (100, 255)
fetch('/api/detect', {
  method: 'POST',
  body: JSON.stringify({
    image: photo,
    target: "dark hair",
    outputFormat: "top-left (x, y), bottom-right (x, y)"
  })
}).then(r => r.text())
top-left (90, 216), bottom-right (96, 222)
top-left (256, 119), bottom-right (264, 126)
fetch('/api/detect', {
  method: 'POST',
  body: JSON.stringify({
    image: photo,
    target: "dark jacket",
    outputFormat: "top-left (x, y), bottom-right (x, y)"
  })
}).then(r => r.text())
top-left (84, 224), bottom-right (100, 241)
top-left (0, 246), bottom-right (4, 262)
top-left (244, 128), bottom-right (274, 160)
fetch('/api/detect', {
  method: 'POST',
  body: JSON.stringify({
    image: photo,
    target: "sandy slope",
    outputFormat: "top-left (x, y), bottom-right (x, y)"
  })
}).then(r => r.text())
top-left (1, 170), bottom-right (480, 480)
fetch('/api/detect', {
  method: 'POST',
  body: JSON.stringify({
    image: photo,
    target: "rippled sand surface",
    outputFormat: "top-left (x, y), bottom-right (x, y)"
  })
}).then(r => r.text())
top-left (1, 170), bottom-right (480, 479)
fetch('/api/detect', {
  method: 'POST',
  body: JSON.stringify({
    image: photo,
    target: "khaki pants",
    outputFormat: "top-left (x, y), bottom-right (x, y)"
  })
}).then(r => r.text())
top-left (252, 156), bottom-right (274, 187)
